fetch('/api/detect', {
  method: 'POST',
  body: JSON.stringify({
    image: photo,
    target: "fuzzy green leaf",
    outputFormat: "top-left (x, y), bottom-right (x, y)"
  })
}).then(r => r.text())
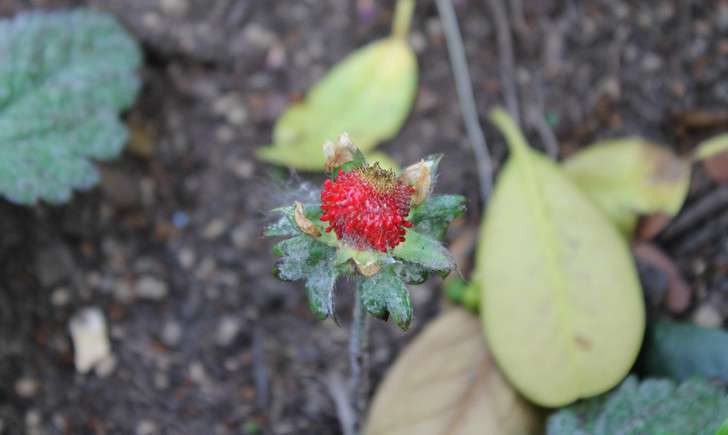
top-left (640, 320), bottom-right (728, 383)
top-left (273, 235), bottom-right (337, 319)
top-left (393, 229), bottom-right (455, 274)
top-left (409, 194), bottom-right (466, 240)
top-left (265, 203), bottom-right (322, 237)
top-left (547, 376), bottom-right (728, 435)
top-left (394, 261), bottom-right (430, 285)
top-left (359, 265), bottom-right (412, 330)
top-left (0, 9), bottom-right (142, 204)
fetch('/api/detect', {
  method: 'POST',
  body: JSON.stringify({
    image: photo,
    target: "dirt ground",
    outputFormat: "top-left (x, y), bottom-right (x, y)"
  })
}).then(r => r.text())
top-left (1, 0), bottom-right (727, 434)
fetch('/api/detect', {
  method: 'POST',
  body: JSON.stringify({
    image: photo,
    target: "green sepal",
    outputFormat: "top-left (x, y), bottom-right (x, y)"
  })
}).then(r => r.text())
top-left (330, 148), bottom-right (367, 180)
top-left (409, 194), bottom-right (466, 240)
top-left (394, 261), bottom-right (430, 285)
top-left (392, 229), bottom-right (455, 274)
top-left (265, 203), bottom-right (322, 237)
top-left (272, 234), bottom-right (337, 319)
top-left (359, 265), bottom-right (413, 331)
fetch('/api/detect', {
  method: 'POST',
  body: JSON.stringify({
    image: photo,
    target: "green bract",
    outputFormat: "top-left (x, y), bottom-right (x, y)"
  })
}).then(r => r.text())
top-left (0, 9), bottom-right (142, 204)
top-left (266, 149), bottom-right (464, 330)
top-left (547, 376), bottom-right (728, 435)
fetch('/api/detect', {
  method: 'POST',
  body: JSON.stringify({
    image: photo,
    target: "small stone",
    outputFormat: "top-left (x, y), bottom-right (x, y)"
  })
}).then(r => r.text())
top-left (51, 287), bottom-right (71, 307)
top-left (35, 245), bottom-right (68, 287)
top-left (161, 321), bottom-right (183, 347)
top-left (216, 316), bottom-right (242, 347)
top-left (228, 159), bottom-right (255, 179)
top-left (135, 276), bottom-right (169, 300)
top-left (136, 419), bottom-right (159, 435)
top-left (69, 307), bottom-right (111, 374)
top-left (114, 280), bottom-right (134, 303)
top-left (94, 355), bottom-right (117, 378)
top-left (693, 303), bottom-right (723, 328)
top-left (642, 53), bottom-right (662, 72)
top-left (15, 378), bottom-right (39, 397)
top-left (178, 248), bottom-right (196, 269)
top-left (232, 224), bottom-right (253, 248)
top-left (25, 410), bottom-right (41, 433)
top-left (154, 372), bottom-right (170, 390)
top-left (203, 219), bottom-right (227, 240)
top-left (212, 93), bottom-right (248, 126)
top-left (189, 362), bottom-right (208, 384)
top-left (160, 0), bottom-right (188, 16)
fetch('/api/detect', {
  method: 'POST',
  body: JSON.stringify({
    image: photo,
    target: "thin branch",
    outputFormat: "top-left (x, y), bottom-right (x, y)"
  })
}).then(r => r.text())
top-left (486, 0), bottom-right (520, 124)
top-left (348, 289), bottom-right (369, 434)
top-left (435, 0), bottom-right (493, 202)
top-left (325, 372), bottom-right (356, 435)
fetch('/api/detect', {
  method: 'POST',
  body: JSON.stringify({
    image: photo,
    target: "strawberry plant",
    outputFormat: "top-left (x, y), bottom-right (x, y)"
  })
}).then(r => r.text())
top-left (266, 134), bottom-right (465, 431)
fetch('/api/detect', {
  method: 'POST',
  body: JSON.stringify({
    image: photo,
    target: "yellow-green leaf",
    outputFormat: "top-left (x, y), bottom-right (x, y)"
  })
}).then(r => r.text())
top-left (693, 133), bottom-right (728, 161)
top-left (366, 309), bottom-right (543, 435)
top-left (562, 138), bottom-right (690, 236)
top-left (257, 37), bottom-right (417, 171)
top-left (476, 108), bottom-right (645, 407)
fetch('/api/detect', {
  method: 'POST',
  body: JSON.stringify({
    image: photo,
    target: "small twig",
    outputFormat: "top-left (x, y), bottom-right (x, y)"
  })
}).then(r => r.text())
top-left (661, 187), bottom-right (728, 240)
top-left (326, 372), bottom-right (356, 435)
top-left (486, 0), bottom-right (520, 124)
top-left (435, 0), bottom-right (493, 202)
top-left (348, 289), bottom-right (369, 434)
top-left (252, 328), bottom-right (269, 409)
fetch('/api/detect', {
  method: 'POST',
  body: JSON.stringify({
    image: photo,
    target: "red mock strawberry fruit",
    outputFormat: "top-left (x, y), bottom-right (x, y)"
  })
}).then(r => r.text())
top-left (320, 164), bottom-right (414, 252)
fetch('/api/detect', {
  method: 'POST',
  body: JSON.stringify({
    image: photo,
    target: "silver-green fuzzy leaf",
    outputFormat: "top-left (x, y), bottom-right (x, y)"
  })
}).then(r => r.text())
top-left (0, 9), bottom-right (142, 204)
top-left (359, 265), bottom-right (412, 330)
top-left (547, 376), bottom-right (728, 435)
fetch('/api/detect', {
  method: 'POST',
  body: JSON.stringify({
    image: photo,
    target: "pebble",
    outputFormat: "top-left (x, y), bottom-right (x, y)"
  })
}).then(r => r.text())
top-left (135, 276), bottom-right (169, 300)
top-left (94, 355), bottom-right (117, 378)
top-left (216, 316), bottom-right (242, 347)
top-left (69, 307), bottom-right (112, 374)
top-left (51, 287), bottom-right (71, 307)
top-left (35, 245), bottom-right (68, 287)
top-left (203, 219), bottom-right (227, 240)
top-left (160, 0), bottom-right (188, 16)
top-left (228, 159), bottom-right (255, 179)
top-left (114, 280), bottom-right (134, 303)
top-left (178, 248), bottom-right (196, 269)
top-left (14, 377), bottom-right (39, 398)
top-left (212, 93), bottom-right (248, 126)
top-left (693, 303), bottom-right (723, 328)
top-left (25, 410), bottom-right (41, 435)
top-left (161, 321), bottom-right (183, 347)
top-left (136, 419), bottom-right (160, 435)
top-left (232, 224), bottom-right (253, 248)
top-left (189, 362), bottom-right (208, 384)
top-left (154, 372), bottom-right (170, 390)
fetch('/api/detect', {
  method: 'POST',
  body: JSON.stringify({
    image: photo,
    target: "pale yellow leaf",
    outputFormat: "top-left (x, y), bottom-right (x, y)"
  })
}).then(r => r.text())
top-left (366, 309), bottom-right (543, 435)
top-left (562, 138), bottom-right (690, 236)
top-left (476, 109), bottom-right (645, 407)
top-left (257, 38), bottom-right (417, 171)
top-left (693, 133), bottom-right (728, 161)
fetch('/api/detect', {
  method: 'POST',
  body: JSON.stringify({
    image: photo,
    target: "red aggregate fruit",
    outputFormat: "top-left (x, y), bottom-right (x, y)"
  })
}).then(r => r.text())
top-left (320, 164), bottom-right (414, 252)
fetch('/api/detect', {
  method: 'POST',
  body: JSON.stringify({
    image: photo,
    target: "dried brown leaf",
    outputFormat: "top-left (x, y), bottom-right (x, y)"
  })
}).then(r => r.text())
top-left (366, 309), bottom-right (543, 435)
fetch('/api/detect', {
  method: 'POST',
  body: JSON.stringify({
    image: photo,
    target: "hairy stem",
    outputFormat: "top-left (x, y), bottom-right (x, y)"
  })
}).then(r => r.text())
top-left (349, 288), bottom-right (370, 434)
top-left (391, 0), bottom-right (415, 39)
top-left (435, 0), bottom-right (493, 202)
